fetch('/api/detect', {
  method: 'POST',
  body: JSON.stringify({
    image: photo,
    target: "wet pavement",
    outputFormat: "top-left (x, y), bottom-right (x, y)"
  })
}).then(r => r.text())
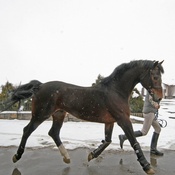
top-left (0, 147), bottom-right (175, 175)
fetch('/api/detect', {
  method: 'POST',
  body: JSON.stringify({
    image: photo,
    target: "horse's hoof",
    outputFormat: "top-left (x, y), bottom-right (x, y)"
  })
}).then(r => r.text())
top-left (88, 152), bottom-right (94, 162)
top-left (63, 157), bottom-right (70, 164)
top-left (145, 168), bottom-right (155, 174)
top-left (12, 155), bottom-right (18, 163)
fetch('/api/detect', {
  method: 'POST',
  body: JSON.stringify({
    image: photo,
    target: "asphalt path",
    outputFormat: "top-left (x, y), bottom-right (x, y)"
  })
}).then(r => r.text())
top-left (0, 147), bottom-right (175, 175)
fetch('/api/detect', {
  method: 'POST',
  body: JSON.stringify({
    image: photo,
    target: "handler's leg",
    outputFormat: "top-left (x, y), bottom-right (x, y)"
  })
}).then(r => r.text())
top-left (150, 120), bottom-right (163, 156)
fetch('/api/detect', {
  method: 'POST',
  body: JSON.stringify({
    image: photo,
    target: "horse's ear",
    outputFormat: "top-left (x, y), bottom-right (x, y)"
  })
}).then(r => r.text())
top-left (153, 61), bottom-right (159, 68)
top-left (159, 60), bottom-right (164, 65)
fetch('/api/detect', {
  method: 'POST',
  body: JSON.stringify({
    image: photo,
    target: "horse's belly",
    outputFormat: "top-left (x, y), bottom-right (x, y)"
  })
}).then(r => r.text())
top-left (72, 112), bottom-right (116, 123)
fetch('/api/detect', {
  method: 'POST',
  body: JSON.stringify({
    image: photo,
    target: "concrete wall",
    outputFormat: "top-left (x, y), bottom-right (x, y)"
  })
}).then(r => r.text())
top-left (0, 111), bottom-right (143, 124)
top-left (0, 112), bottom-right (83, 122)
top-left (0, 111), bottom-right (32, 120)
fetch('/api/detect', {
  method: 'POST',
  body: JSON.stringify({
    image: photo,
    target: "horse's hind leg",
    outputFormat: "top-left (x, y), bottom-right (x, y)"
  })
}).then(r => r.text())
top-left (48, 110), bottom-right (70, 164)
top-left (118, 118), bottom-right (155, 174)
top-left (88, 123), bottom-right (114, 161)
top-left (13, 116), bottom-right (47, 163)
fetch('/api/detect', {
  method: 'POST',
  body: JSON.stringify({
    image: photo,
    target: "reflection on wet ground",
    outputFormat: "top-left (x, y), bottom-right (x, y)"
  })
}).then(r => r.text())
top-left (12, 168), bottom-right (21, 175)
top-left (150, 157), bottom-right (157, 167)
top-left (119, 155), bottom-right (160, 168)
top-left (11, 167), bottom-right (72, 175)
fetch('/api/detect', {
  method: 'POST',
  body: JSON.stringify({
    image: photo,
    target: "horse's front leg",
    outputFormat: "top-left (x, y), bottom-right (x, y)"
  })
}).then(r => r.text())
top-left (88, 123), bottom-right (114, 161)
top-left (118, 118), bottom-right (155, 174)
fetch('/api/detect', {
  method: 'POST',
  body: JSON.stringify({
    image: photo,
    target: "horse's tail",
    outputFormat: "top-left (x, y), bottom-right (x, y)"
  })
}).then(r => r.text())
top-left (0, 80), bottom-right (42, 112)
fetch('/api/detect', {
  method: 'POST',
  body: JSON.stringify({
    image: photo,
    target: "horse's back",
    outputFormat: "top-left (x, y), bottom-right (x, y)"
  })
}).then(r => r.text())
top-left (41, 81), bottom-right (88, 91)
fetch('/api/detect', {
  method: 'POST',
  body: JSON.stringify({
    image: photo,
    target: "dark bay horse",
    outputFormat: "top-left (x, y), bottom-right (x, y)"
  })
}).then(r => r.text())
top-left (1, 60), bottom-right (164, 174)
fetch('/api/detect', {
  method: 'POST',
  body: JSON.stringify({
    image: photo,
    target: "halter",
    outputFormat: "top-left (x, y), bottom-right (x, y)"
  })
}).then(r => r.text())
top-left (140, 69), bottom-right (154, 94)
top-left (140, 66), bottom-right (162, 96)
top-left (150, 66), bottom-right (162, 89)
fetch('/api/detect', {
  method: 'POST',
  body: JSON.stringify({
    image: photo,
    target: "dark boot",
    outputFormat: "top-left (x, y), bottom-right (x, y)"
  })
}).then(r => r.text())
top-left (150, 132), bottom-right (164, 156)
top-left (119, 130), bottom-right (143, 149)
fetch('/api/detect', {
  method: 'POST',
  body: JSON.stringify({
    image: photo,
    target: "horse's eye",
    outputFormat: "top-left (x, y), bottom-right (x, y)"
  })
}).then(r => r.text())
top-left (154, 77), bottom-right (158, 81)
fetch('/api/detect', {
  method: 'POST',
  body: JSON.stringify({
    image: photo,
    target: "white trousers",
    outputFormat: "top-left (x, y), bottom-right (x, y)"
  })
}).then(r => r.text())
top-left (141, 112), bottom-right (161, 136)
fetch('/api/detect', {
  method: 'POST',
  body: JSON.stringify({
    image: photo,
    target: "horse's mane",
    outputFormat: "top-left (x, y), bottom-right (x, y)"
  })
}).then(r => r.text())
top-left (100, 60), bottom-right (164, 85)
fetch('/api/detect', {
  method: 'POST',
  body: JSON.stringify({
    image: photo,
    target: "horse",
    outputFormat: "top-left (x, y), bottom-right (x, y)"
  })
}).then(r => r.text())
top-left (1, 60), bottom-right (164, 174)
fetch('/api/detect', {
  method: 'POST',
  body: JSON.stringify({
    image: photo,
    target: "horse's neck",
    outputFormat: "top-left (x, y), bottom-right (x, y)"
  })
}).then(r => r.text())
top-left (111, 68), bottom-right (141, 98)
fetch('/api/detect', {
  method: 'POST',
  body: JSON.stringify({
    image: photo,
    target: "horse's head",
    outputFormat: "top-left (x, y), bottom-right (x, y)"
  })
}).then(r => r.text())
top-left (140, 60), bottom-right (164, 102)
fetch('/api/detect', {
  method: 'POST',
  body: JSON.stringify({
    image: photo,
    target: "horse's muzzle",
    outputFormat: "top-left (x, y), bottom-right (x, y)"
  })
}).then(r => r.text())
top-left (150, 88), bottom-right (163, 102)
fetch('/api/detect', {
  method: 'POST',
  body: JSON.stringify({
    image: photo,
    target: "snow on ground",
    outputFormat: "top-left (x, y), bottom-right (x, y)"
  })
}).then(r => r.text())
top-left (0, 99), bottom-right (175, 151)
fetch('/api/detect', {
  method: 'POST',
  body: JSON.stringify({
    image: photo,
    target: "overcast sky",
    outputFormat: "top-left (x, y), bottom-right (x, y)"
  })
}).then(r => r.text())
top-left (0, 0), bottom-right (175, 87)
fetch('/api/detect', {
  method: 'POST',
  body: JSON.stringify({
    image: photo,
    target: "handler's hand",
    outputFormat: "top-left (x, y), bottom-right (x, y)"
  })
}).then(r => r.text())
top-left (154, 103), bottom-right (160, 109)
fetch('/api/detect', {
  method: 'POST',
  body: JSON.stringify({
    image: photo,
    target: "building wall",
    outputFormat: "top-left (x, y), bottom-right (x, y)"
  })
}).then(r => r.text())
top-left (163, 84), bottom-right (175, 98)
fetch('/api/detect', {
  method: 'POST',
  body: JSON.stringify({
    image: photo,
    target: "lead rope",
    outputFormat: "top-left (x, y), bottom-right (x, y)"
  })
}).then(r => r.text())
top-left (155, 110), bottom-right (167, 128)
